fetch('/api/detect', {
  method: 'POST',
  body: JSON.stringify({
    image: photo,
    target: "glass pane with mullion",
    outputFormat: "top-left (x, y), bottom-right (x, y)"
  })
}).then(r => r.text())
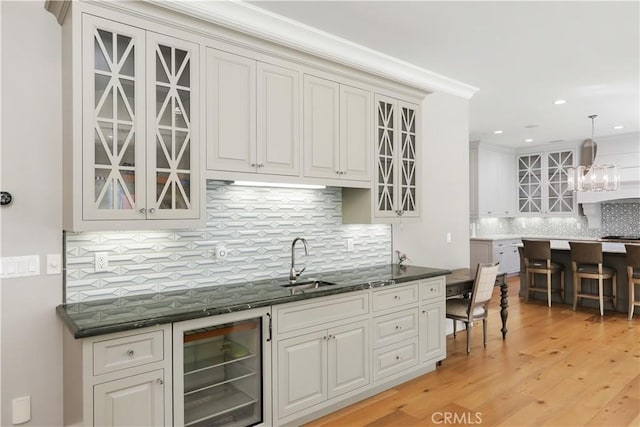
top-left (95, 169), bottom-right (113, 209)
top-left (157, 86), bottom-right (172, 127)
top-left (176, 131), bottom-right (191, 170)
top-left (176, 49), bottom-right (190, 87)
top-left (156, 45), bottom-right (171, 84)
top-left (96, 122), bottom-right (113, 166)
top-left (176, 173), bottom-right (190, 209)
top-left (117, 124), bottom-right (134, 167)
top-left (157, 132), bottom-right (171, 169)
top-left (176, 89), bottom-right (190, 126)
top-left (95, 29), bottom-right (112, 72)
top-left (157, 172), bottom-right (171, 209)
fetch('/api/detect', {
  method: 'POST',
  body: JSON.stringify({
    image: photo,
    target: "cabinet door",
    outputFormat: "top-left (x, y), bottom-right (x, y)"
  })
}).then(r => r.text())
top-left (277, 330), bottom-right (327, 418)
top-left (146, 32), bottom-right (200, 220)
top-left (327, 320), bottom-right (369, 399)
top-left (257, 62), bottom-right (300, 176)
top-left (419, 302), bottom-right (445, 363)
top-left (517, 154), bottom-right (543, 214)
top-left (499, 151), bottom-right (517, 215)
top-left (374, 94), bottom-right (398, 218)
top-left (82, 15), bottom-right (146, 221)
top-left (547, 150), bottom-right (575, 214)
top-left (94, 369), bottom-right (167, 427)
top-left (206, 49), bottom-right (257, 173)
top-left (340, 85), bottom-right (372, 181)
top-left (303, 75), bottom-right (340, 179)
top-left (397, 101), bottom-right (419, 217)
top-left (477, 149), bottom-right (499, 215)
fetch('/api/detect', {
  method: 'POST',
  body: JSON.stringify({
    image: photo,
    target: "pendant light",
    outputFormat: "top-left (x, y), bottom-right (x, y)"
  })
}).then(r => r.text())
top-left (567, 115), bottom-right (620, 192)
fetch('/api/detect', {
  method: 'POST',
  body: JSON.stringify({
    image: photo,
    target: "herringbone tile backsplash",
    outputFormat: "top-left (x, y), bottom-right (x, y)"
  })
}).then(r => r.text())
top-left (64, 183), bottom-right (392, 302)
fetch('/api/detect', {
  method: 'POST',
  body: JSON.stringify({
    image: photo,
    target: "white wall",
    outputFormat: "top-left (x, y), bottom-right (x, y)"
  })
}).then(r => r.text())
top-left (1, 1), bottom-right (64, 425)
top-left (393, 91), bottom-right (470, 269)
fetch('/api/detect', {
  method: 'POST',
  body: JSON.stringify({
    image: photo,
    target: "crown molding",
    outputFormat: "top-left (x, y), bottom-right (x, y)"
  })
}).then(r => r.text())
top-left (149, 0), bottom-right (478, 99)
top-left (44, 0), bottom-right (71, 25)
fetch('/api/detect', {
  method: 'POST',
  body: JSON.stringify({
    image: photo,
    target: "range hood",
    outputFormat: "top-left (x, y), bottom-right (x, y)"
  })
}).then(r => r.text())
top-left (577, 132), bottom-right (640, 228)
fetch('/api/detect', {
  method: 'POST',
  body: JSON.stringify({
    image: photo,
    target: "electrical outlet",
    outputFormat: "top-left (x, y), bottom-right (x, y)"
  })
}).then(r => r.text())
top-left (346, 239), bottom-right (354, 252)
top-left (94, 252), bottom-right (109, 272)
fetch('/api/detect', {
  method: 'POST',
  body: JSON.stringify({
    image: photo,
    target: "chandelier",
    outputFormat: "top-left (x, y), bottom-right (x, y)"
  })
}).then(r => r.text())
top-left (566, 115), bottom-right (619, 192)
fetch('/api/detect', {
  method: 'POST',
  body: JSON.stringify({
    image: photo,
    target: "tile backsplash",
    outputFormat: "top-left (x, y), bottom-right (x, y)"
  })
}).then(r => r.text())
top-left (65, 183), bottom-right (391, 303)
top-left (473, 202), bottom-right (640, 238)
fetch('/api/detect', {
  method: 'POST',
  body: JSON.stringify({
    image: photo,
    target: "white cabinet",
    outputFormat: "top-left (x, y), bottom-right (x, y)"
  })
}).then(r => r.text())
top-left (207, 49), bottom-right (300, 176)
top-left (276, 319), bottom-right (369, 419)
top-left (70, 14), bottom-right (202, 230)
top-left (418, 277), bottom-right (446, 363)
top-left (303, 74), bottom-right (371, 182)
top-left (470, 142), bottom-right (516, 217)
top-left (470, 238), bottom-right (521, 275)
top-left (62, 325), bottom-right (172, 427)
top-left (517, 149), bottom-right (576, 215)
top-left (94, 370), bottom-right (166, 427)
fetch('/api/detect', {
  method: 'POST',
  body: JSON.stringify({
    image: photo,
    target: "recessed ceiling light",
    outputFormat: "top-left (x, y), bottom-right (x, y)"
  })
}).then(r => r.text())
top-left (493, 130), bottom-right (503, 134)
top-left (525, 138), bottom-right (533, 143)
top-left (614, 125), bottom-right (624, 130)
top-left (553, 99), bottom-right (567, 105)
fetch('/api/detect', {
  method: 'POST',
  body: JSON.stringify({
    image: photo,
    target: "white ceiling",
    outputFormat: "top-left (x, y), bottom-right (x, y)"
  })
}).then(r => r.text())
top-left (248, 1), bottom-right (639, 148)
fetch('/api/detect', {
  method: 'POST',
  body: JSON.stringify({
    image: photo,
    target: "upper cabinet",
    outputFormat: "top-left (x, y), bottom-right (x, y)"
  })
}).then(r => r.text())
top-left (206, 48), bottom-right (299, 176)
top-left (342, 94), bottom-right (421, 224)
top-left (517, 149), bottom-right (576, 215)
top-left (469, 143), bottom-right (516, 217)
top-left (65, 13), bottom-right (203, 231)
top-left (303, 75), bottom-right (371, 182)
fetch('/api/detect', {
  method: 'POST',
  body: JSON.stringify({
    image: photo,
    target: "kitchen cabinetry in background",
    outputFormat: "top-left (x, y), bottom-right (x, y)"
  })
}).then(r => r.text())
top-left (342, 93), bottom-right (421, 224)
top-left (469, 142), bottom-right (516, 217)
top-left (206, 48), bottom-right (300, 176)
top-left (65, 12), bottom-right (203, 231)
top-left (303, 74), bottom-right (372, 182)
top-left (62, 325), bottom-right (172, 426)
top-left (517, 149), bottom-right (576, 215)
top-left (470, 238), bottom-right (521, 275)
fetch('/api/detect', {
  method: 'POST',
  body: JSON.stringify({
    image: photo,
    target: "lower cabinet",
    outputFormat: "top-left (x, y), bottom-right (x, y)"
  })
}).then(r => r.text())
top-left (470, 238), bottom-right (521, 275)
top-left (94, 370), bottom-right (166, 426)
top-left (276, 319), bottom-right (370, 418)
top-left (419, 301), bottom-right (446, 363)
top-left (62, 324), bottom-right (172, 427)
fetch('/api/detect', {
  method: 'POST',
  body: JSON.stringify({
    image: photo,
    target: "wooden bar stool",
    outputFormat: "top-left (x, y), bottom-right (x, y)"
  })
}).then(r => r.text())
top-left (570, 241), bottom-right (617, 316)
top-left (522, 240), bottom-right (565, 307)
top-left (625, 244), bottom-right (640, 320)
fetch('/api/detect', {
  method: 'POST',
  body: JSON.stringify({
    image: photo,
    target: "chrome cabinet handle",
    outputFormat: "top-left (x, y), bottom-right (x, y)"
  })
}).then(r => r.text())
top-left (157, 378), bottom-right (164, 385)
top-left (126, 349), bottom-right (134, 357)
top-left (395, 355), bottom-right (401, 360)
top-left (394, 295), bottom-right (400, 300)
top-left (250, 163), bottom-right (257, 168)
top-left (149, 208), bottom-right (156, 213)
top-left (395, 325), bottom-right (402, 330)
top-left (257, 164), bottom-right (264, 168)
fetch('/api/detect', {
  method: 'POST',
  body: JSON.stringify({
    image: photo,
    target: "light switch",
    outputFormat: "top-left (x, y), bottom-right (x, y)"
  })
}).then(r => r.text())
top-left (12, 395), bottom-right (30, 424)
top-left (47, 254), bottom-right (62, 275)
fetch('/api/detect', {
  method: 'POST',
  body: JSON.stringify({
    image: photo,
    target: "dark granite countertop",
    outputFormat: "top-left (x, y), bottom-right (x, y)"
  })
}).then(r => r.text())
top-left (57, 264), bottom-right (450, 339)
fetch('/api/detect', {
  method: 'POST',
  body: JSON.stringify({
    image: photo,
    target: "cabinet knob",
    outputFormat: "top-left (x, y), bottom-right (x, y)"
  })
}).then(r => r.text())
top-left (149, 208), bottom-right (156, 214)
top-left (139, 208), bottom-right (146, 214)
top-left (336, 171), bottom-right (341, 175)
top-left (250, 163), bottom-right (257, 168)
top-left (157, 378), bottom-right (164, 385)
top-left (394, 295), bottom-right (400, 300)
top-left (126, 349), bottom-right (134, 357)
top-left (323, 336), bottom-right (328, 340)
top-left (395, 355), bottom-right (401, 361)
top-left (395, 325), bottom-right (402, 330)
top-left (257, 164), bottom-right (264, 168)
top-left (422, 310), bottom-right (427, 314)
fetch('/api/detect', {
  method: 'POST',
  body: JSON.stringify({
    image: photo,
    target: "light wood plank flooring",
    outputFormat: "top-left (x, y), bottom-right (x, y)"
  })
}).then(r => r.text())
top-left (306, 277), bottom-right (640, 426)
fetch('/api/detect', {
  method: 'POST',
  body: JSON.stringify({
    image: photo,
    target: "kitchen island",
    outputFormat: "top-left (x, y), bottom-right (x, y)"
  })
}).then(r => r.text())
top-left (518, 240), bottom-right (637, 315)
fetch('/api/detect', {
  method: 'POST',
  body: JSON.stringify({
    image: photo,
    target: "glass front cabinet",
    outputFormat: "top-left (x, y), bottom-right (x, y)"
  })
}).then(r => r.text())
top-left (77, 14), bottom-right (201, 228)
top-left (517, 149), bottom-right (575, 215)
top-left (374, 94), bottom-right (419, 220)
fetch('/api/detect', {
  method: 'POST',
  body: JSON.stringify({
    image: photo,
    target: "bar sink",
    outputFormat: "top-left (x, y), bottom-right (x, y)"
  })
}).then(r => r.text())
top-left (280, 278), bottom-right (337, 291)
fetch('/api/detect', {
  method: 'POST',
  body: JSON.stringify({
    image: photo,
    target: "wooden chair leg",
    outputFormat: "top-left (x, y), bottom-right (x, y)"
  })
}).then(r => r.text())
top-left (560, 270), bottom-right (565, 303)
top-left (573, 273), bottom-right (579, 311)
top-left (629, 272), bottom-right (634, 321)
top-left (453, 319), bottom-right (457, 337)
top-left (466, 322), bottom-right (471, 354)
top-left (547, 270), bottom-right (552, 307)
top-left (612, 274), bottom-right (617, 311)
top-left (525, 270), bottom-right (531, 303)
top-left (483, 319), bottom-right (487, 348)
top-left (598, 277), bottom-right (604, 316)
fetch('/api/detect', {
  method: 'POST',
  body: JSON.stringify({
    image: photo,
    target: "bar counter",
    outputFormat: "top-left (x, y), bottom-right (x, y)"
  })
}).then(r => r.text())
top-left (518, 240), bottom-right (638, 315)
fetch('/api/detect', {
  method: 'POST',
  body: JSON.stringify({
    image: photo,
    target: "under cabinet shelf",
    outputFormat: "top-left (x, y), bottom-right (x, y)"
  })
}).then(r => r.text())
top-left (184, 383), bottom-right (257, 427)
top-left (184, 352), bottom-right (255, 376)
top-left (184, 362), bottom-right (256, 395)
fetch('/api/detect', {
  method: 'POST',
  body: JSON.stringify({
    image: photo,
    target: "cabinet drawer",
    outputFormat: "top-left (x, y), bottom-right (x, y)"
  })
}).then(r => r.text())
top-left (372, 337), bottom-right (419, 381)
top-left (419, 277), bottom-right (445, 301)
top-left (276, 292), bottom-right (369, 335)
top-left (93, 331), bottom-right (164, 376)
top-left (372, 284), bottom-right (418, 313)
top-left (372, 308), bottom-right (418, 348)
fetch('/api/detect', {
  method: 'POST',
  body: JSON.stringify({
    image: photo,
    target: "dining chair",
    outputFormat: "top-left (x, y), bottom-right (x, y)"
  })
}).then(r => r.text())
top-left (625, 244), bottom-right (640, 320)
top-left (446, 262), bottom-right (500, 354)
top-left (570, 241), bottom-right (617, 316)
top-left (522, 239), bottom-right (565, 307)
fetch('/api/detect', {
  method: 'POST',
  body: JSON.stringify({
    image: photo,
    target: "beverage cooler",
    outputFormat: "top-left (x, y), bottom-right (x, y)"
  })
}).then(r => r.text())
top-left (173, 307), bottom-right (272, 427)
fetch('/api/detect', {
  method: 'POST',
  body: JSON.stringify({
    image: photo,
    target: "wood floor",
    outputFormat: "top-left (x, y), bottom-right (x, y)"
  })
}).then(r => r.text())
top-left (306, 277), bottom-right (640, 427)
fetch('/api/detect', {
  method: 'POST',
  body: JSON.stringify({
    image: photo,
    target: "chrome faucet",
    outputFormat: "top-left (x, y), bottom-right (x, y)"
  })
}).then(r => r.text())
top-left (290, 237), bottom-right (309, 282)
